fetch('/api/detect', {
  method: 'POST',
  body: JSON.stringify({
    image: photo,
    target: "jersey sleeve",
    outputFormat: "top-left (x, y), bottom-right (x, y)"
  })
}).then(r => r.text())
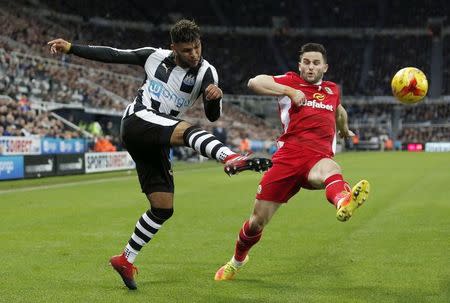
top-left (200, 65), bottom-right (222, 122)
top-left (69, 44), bottom-right (156, 67)
top-left (272, 72), bottom-right (296, 86)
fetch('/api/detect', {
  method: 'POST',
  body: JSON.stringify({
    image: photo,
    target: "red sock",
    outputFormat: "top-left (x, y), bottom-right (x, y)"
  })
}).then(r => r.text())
top-left (324, 174), bottom-right (351, 207)
top-left (234, 220), bottom-right (262, 262)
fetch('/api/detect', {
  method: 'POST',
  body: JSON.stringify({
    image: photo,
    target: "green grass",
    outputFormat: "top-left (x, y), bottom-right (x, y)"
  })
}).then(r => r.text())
top-left (0, 152), bottom-right (449, 302)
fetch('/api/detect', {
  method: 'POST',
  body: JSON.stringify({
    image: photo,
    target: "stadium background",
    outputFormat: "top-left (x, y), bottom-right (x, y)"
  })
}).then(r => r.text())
top-left (0, 1), bottom-right (449, 302)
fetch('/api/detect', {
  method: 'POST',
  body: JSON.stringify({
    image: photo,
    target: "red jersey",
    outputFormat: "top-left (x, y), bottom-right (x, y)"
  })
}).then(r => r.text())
top-left (273, 72), bottom-right (340, 156)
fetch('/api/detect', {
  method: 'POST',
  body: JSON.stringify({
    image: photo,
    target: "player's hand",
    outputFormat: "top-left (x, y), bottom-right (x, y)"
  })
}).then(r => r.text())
top-left (205, 84), bottom-right (223, 101)
top-left (289, 89), bottom-right (306, 106)
top-left (338, 128), bottom-right (355, 139)
top-left (47, 38), bottom-right (72, 54)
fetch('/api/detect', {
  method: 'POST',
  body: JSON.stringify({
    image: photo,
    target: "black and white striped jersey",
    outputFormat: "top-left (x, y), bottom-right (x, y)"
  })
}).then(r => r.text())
top-left (69, 44), bottom-right (222, 121)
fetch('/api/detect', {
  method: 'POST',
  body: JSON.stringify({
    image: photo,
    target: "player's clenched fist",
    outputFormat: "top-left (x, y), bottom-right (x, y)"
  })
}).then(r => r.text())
top-left (289, 89), bottom-right (306, 106)
top-left (204, 84), bottom-right (223, 101)
top-left (48, 38), bottom-right (72, 54)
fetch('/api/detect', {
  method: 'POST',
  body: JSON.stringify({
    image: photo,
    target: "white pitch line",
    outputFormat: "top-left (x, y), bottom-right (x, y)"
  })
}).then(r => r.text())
top-left (0, 166), bottom-right (219, 195)
top-left (0, 176), bottom-right (135, 195)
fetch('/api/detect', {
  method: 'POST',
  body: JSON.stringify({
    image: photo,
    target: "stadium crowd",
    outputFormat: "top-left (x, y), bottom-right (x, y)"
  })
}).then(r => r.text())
top-left (0, 0), bottom-right (448, 151)
top-left (0, 96), bottom-right (80, 138)
top-left (0, 2), bottom-right (443, 96)
top-left (346, 103), bottom-right (450, 124)
top-left (0, 49), bottom-right (136, 111)
top-left (32, 0), bottom-right (450, 29)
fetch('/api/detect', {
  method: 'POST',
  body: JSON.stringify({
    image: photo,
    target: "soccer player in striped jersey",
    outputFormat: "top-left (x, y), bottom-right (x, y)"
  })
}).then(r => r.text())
top-left (214, 43), bottom-right (370, 281)
top-left (48, 19), bottom-right (271, 290)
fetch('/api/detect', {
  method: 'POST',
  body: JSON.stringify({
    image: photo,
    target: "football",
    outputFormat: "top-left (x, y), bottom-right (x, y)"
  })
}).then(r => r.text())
top-left (391, 67), bottom-right (428, 104)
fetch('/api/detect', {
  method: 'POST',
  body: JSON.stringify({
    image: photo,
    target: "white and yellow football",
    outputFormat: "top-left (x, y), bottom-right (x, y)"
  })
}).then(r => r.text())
top-left (391, 67), bottom-right (428, 104)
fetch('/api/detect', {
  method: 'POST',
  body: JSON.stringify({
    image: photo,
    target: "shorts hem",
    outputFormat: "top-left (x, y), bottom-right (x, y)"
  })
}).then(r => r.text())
top-left (255, 195), bottom-right (288, 204)
top-left (142, 186), bottom-right (174, 195)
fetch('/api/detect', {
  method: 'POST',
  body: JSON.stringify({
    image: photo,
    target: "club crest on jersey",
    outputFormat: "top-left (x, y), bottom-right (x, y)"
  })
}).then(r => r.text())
top-left (324, 87), bottom-right (333, 94)
top-left (257, 184), bottom-right (262, 194)
top-left (313, 93), bottom-right (325, 101)
top-left (183, 74), bottom-right (196, 86)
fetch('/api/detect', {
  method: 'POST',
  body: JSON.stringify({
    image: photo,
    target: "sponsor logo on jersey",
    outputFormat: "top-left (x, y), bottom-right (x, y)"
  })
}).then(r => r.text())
top-left (183, 74), bottom-right (196, 86)
top-left (298, 100), bottom-right (334, 112)
top-left (313, 93), bottom-right (325, 101)
top-left (148, 79), bottom-right (190, 108)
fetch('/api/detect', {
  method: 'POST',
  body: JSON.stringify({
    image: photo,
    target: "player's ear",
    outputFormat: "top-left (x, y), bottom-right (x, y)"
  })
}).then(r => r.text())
top-left (170, 43), bottom-right (175, 51)
top-left (323, 63), bottom-right (328, 73)
top-left (298, 62), bottom-right (301, 71)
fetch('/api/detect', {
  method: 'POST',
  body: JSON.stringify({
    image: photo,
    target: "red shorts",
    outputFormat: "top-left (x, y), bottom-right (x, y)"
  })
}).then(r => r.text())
top-left (256, 144), bottom-right (331, 203)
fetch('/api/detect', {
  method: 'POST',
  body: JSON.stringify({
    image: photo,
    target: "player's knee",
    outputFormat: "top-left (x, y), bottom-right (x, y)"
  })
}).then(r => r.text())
top-left (309, 159), bottom-right (342, 187)
top-left (323, 164), bottom-right (342, 181)
top-left (151, 207), bottom-right (174, 221)
top-left (171, 121), bottom-right (193, 146)
top-left (329, 161), bottom-right (342, 174)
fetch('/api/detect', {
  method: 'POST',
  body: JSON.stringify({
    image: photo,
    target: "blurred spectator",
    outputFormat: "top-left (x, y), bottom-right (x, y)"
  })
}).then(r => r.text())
top-left (87, 121), bottom-right (103, 137)
top-left (94, 136), bottom-right (117, 152)
top-left (239, 133), bottom-right (251, 153)
top-left (384, 138), bottom-right (394, 151)
top-left (212, 121), bottom-right (228, 145)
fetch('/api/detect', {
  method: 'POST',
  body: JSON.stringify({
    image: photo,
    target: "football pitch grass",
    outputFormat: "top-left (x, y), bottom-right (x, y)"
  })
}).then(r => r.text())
top-left (0, 152), bottom-right (449, 303)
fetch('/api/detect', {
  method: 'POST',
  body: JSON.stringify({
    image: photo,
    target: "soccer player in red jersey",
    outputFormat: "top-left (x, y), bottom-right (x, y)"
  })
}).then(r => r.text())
top-left (214, 43), bottom-right (370, 281)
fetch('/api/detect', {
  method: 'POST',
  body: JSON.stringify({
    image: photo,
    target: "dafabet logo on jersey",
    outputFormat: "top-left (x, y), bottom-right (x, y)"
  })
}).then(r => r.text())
top-left (313, 93), bottom-right (325, 101)
top-left (298, 100), bottom-right (334, 112)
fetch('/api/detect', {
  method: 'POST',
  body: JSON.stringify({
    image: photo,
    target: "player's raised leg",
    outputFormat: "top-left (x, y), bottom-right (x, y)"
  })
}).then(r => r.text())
top-left (308, 158), bottom-right (370, 221)
top-left (171, 121), bottom-right (272, 175)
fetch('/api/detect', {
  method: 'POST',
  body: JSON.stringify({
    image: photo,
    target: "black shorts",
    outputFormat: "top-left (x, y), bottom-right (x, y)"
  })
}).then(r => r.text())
top-left (121, 109), bottom-right (182, 194)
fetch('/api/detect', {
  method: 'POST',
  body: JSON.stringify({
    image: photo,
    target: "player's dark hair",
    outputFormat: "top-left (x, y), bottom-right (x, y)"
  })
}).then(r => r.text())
top-left (299, 43), bottom-right (327, 62)
top-left (170, 19), bottom-right (200, 43)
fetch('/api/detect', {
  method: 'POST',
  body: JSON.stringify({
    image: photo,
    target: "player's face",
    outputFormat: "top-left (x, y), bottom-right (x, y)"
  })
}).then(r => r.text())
top-left (298, 52), bottom-right (328, 84)
top-left (171, 39), bottom-right (202, 68)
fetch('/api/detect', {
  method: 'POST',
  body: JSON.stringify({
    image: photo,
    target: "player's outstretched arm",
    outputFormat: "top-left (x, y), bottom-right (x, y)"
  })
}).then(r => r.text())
top-left (336, 104), bottom-right (355, 138)
top-left (47, 38), bottom-right (154, 67)
top-left (248, 75), bottom-right (305, 105)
